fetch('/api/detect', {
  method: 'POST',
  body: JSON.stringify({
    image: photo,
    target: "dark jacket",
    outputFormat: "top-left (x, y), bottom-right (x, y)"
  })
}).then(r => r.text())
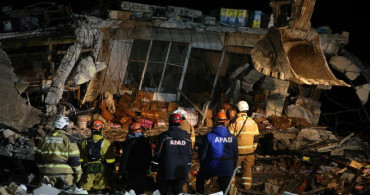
top-left (119, 134), bottom-right (152, 175)
top-left (152, 126), bottom-right (193, 180)
top-left (198, 125), bottom-right (238, 176)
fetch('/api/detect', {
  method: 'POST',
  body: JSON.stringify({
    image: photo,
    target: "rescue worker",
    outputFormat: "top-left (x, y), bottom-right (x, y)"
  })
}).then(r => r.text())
top-left (228, 100), bottom-right (259, 191)
top-left (151, 113), bottom-right (193, 195)
top-left (118, 122), bottom-right (152, 194)
top-left (173, 108), bottom-right (196, 148)
top-left (35, 115), bottom-right (82, 188)
top-left (196, 112), bottom-right (238, 194)
top-left (79, 120), bottom-right (115, 193)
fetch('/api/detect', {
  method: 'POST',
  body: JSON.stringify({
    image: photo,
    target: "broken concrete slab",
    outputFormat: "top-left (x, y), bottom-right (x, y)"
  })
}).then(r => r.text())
top-left (342, 137), bottom-right (365, 151)
top-left (0, 49), bottom-right (42, 131)
top-left (262, 77), bottom-right (289, 117)
top-left (286, 98), bottom-right (321, 125)
top-left (45, 44), bottom-right (82, 114)
top-left (329, 55), bottom-right (360, 80)
top-left (71, 56), bottom-right (106, 86)
top-left (355, 83), bottom-right (370, 105)
top-left (2, 129), bottom-right (15, 139)
top-left (0, 186), bottom-right (10, 195)
top-left (33, 184), bottom-right (61, 195)
top-left (230, 63), bottom-right (250, 79)
top-left (14, 82), bottom-right (29, 94)
top-left (45, 23), bottom-right (98, 114)
top-left (241, 69), bottom-right (264, 93)
top-left (290, 127), bottom-right (339, 151)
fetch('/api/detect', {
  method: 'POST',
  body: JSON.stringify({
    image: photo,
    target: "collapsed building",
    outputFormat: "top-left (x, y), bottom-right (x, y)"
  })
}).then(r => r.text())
top-left (0, 0), bottom-right (369, 194)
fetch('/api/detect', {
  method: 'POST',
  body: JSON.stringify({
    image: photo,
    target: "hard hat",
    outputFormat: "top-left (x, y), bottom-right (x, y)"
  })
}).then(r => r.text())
top-left (92, 120), bottom-right (104, 131)
top-left (54, 115), bottom-right (69, 129)
top-left (169, 113), bottom-right (183, 125)
top-left (129, 122), bottom-right (142, 132)
top-left (173, 109), bottom-right (187, 118)
top-left (236, 100), bottom-right (249, 112)
top-left (213, 112), bottom-right (228, 124)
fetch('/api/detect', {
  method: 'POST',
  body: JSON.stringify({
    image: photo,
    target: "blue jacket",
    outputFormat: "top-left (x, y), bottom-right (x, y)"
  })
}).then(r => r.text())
top-left (198, 125), bottom-right (238, 176)
top-left (152, 126), bottom-right (193, 180)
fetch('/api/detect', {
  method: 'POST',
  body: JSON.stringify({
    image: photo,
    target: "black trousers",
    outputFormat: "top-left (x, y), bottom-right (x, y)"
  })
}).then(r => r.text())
top-left (125, 171), bottom-right (147, 194)
top-left (196, 172), bottom-right (232, 194)
top-left (158, 178), bottom-right (186, 195)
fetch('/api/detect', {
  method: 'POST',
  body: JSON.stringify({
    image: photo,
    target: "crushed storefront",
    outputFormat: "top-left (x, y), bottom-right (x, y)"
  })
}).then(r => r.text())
top-left (0, 0), bottom-right (369, 194)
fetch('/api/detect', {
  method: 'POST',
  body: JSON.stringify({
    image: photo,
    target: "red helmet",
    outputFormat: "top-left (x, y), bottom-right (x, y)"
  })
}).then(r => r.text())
top-left (92, 120), bottom-right (104, 131)
top-left (213, 112), bottom-right (228, 124)
top-left (129, 122), bottom-right (142, 132)
top-left (169, 113), bottom-right (182, 125)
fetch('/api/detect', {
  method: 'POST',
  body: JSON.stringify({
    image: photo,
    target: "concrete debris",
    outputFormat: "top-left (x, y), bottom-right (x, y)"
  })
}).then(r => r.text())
top-left (241, 69), bottom-right (264, 93)
top-left (166, 6), bottom-right (202, 19)
top-left (14, 82), bottom-right (29, 94)
top-left (289, 128), bottom-right (338, 151)
top-left (0, 128), bottom-right (36, 160)
top-left (45, 44), bottom-right (82, 114)
top-left (33, 184), bottom-right (61, 195)
top-left (0, 182), bottom-right (27, 195)
top-left (74, 24), bottom-right (97, 48)
top-left (330, 55), bottom-right (360, 80)
top-left (263, 78), bottom-right (289, 117)
top-left (355, 83), bottom-right (370, 105)
top-left (120, 1), bottom-right (202, 20)
top-left (0, 49), bottom-right (42, 131)
top-left (71, 56), bottom-right (106, 86)
top-left (1, 2), bottom-right (370, 195)
top-left (342, 137), bottom-right (367, 151)
top-left (286, 104), bottom-right (318, 125)
top-left (2, 129), bottom-right (16, 139)
top-left (230, 63), bottom-right (250, 79)
top-left (265, 182), bottom-right (280, 194)
top-left (320, 32), bottom-right (349, 56)
top-left (45, 23), bottom-right (101, 114)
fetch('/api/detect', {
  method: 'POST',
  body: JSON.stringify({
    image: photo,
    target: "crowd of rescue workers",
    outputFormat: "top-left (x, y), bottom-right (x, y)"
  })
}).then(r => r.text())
top-left (35, 100), bottom-right (259, 195)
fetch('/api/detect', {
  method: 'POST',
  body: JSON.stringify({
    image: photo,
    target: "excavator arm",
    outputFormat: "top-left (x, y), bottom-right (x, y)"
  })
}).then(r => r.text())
top-left (251, 0), bottom-right (349, 86)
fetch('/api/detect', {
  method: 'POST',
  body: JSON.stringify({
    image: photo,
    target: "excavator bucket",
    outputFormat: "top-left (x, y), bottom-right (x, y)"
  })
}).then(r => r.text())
top-left (251, 0), bottom-right (350, 87)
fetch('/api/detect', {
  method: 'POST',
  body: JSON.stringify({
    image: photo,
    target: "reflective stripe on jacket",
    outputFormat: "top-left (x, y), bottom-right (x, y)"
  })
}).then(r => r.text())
top-left (228, 113), bottom-right (259, 154)
top-left (79, 134), bottom-right (115, 164)
top-left (35, 130), bottom-right (82, 175)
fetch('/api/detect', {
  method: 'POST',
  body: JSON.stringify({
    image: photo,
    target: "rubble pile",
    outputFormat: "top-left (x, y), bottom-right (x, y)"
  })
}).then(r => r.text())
top-left (247, 152), bottom-right (370, 194)
top-left (0, 0), bottom-right (370, 194)
top-left (0, 129), bottom-right (36, 161)
top-left (0, 182), bottom-right (28, 195)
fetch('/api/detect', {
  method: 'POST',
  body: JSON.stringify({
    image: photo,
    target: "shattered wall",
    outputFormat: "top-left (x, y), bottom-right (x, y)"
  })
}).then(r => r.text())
top-left (44, 23), bottom-right (99, 114)
top-left (0, 49), bottom-right (41, 131)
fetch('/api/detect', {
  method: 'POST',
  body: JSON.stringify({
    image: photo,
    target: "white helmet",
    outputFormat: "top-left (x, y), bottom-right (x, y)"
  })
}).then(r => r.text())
top-left (236, 100), bottom-right (249, 112)
top-left (53, 115), bottom-right (70, 129)
top-left (173, 109), bottom-right (187, 118)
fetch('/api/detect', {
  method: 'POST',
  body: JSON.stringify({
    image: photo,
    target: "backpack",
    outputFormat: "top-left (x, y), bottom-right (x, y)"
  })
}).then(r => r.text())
top-left (87, 138), bottom-right (103, 161)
